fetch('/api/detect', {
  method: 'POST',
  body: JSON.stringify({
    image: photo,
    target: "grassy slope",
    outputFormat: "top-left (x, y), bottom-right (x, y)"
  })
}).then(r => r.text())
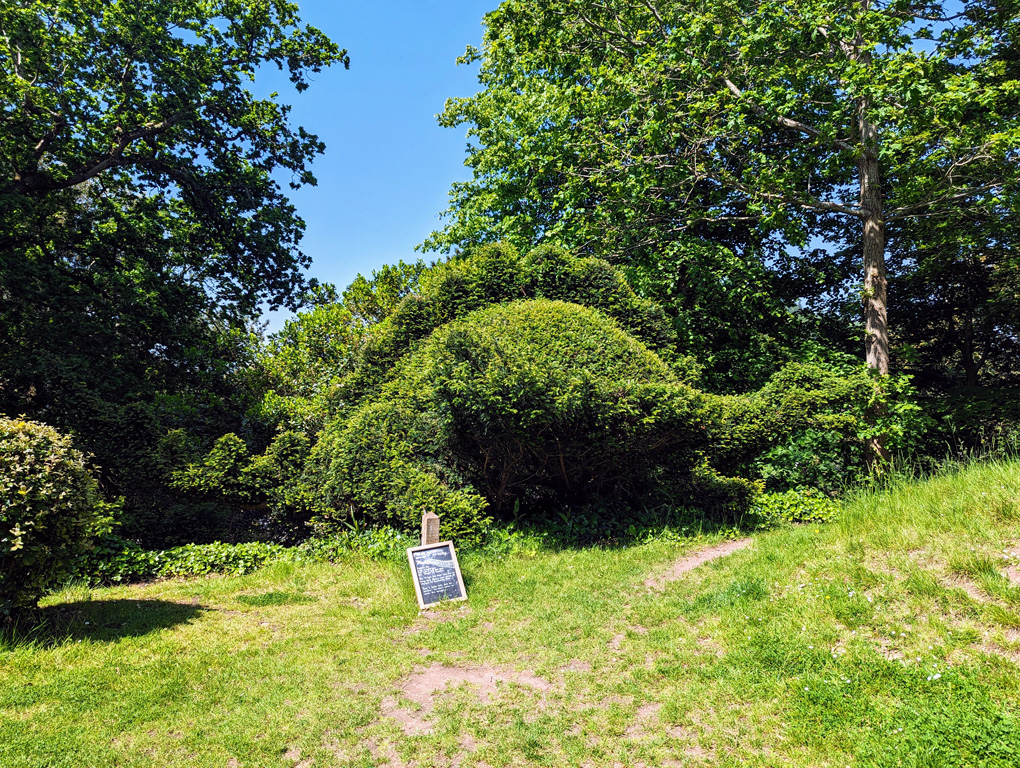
top-left (2, 460), bottom-right (1020, 768)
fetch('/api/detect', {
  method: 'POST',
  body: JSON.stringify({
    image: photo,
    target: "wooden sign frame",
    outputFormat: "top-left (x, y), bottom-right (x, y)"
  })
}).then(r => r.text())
top-left (406, 541), bottom-right (468, 609)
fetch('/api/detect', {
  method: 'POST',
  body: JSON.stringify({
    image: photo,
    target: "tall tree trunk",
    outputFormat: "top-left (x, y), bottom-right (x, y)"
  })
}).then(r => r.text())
top-left (857, 23), bottom-right (891, 467)
top-left (861, 178), bottom-right (888, 378)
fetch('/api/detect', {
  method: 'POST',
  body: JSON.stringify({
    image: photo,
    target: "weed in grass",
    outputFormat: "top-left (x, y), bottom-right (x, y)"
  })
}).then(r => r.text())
top-left (824, 587), bottom-right (876, 629)
top-left (985, 604), bottom-right (1020, 629)
top-left (952, 554), bottom-right (1003, 580)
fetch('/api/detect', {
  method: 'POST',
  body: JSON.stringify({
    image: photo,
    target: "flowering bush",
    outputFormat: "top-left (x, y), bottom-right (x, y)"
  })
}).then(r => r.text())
top-left (1, 418), bottom-right (111, 617)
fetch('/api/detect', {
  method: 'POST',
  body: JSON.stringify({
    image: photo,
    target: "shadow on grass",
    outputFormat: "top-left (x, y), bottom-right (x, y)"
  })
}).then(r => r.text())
top-left (2, 599), bottom-right (208, 649)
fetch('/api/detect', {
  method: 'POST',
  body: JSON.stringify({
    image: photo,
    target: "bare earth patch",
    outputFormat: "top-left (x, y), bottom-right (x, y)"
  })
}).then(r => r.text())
top-left (1004, 544), bottom-right (1020, 586)
top-left (981, 642), bottom-right (1020, 665)
top-left (403, 606), bottom-right (472, 636)
top-left (625, 702), bottom-right (661, 738)
top-left (945, 575), bottom-right (986, 602)
top-left (561, 659), bottom-right (591, 673)
top-left (645, 539), bottom-right (753, 590)
top-left (378, 663), bottom-right (552, 737)
top-left (621, 700), bottom-right (715, 763)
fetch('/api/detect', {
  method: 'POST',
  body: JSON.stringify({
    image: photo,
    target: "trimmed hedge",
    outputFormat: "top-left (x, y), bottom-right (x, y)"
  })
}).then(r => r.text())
top-left (707, 363), bottom-right (927, 494)
top-left (309, 298), bottom-right (752, 537)
top-left (338, 244), bottom-right (682, 406)
top-left (1, 418), bottom-right (111, 617)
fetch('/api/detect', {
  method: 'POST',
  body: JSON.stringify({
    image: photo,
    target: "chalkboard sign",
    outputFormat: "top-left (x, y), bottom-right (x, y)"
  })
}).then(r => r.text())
top-left (406, 541), bottom-right (467, 609)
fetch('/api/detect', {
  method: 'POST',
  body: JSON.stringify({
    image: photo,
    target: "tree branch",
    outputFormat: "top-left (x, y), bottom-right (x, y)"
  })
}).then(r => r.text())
top-left (695, 164), bottom-right (866, 218)
top-left (4, 111), bottom-right (191, 195)
top-left (721, 77), bottom-right (857, 153)
top-left (888, 182), bottom-right (1006, 220)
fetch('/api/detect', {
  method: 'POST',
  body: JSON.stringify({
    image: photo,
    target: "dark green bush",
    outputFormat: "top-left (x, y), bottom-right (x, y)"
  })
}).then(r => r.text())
top-left (340, 244), bottom-right (680, 405)
top-left (1, 418), bottom-right (112, 617)
top-left (707, 363), bottom-right (929, 493)
top-left (171, 430), bottom-right (319, 543)
top-left (309, 299), bottom-right (734, 537)
top-left (709, 364), bottom-right (891, 493)
top-left (919, 387), bottom-right (1020, 460)
top-left (74, 534), bottom-right (161, 584)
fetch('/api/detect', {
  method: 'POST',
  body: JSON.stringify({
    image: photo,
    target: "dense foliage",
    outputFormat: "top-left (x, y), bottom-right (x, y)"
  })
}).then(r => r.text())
top-left (309, 299), bottom-right (749, 539)
top-left (339, 243), bottom-right (681, 405)
top-left (710, 363), bottom-right (929, 495)
top-left (749, 490), bottom-right (841, 525)
top-left (0, 418), bottom-right (111, 617)
top-left (0, 1), bottom-right (346, 543)
top-left (428, 0), bottom-right (1020, 391)
top-left (2, 1), bottom-right (1015, 601)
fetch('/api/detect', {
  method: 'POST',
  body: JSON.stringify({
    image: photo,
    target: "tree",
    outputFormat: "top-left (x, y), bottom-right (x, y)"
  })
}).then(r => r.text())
top-left (249, 261), bottom-right (427, 438)
top-left (2, 0), bottom-right (346, 315)
top-left (430, 0), bottom-right (1020, 458)
top-left (0, 1), bottom-right (346, 536)
top-left (888, 210), bottom-right (1020, 386)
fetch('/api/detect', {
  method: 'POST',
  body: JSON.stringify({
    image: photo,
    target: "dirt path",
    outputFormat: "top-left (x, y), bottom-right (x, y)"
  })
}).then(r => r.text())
top-left (644, 538), bottom-right (754, 590)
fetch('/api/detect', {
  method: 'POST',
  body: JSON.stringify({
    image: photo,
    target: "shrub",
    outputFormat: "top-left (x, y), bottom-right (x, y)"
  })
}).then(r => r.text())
top-left (171, 430), bottom-right (320, 543)
top-left (708, 363), bottom-right (927, 493)
top-left (73, 534), bottom-right (161, 584)
top-left (156, 541), bottom-right (288, 577)
top-left (308, 299), bottom-right (736, 537)
top-left (75, 535), bottom-right (290, 583)
top-left (918, 387), bottom-right (1020, 461)
top-left (177, 246), bottom-right (685, 544)
top-left (1, 418), bottom-right (111, 617)
top-left (73, 528), bottom-right (422, 586)
top-left (340, 244), bottom-right (679, 405)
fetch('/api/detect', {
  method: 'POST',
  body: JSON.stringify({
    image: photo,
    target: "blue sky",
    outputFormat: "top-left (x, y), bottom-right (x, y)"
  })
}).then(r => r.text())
top-left (260, 1), bottom-right (496, 330)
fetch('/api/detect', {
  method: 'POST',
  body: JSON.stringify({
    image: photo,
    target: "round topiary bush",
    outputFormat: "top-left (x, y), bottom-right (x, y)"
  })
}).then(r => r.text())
top-left (338, 243), bottom-right (680, 406)
top-left (1, 417), bottom-right (111, 618)
top-left (309, 299), bottom-right (734, 538)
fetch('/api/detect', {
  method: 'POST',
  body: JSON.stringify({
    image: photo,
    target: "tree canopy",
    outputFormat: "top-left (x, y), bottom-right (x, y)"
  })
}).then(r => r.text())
top-left (428, 0), bottom-right (1020, 392)
top-left (0, 0), bottom-right (346, 527)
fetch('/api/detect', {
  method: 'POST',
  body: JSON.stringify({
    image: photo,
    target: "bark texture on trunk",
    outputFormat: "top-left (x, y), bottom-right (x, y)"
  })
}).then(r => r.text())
top-left (856, 22), bottom-right (891, 467)
top-left (859, 125), bottom-right (888, 377)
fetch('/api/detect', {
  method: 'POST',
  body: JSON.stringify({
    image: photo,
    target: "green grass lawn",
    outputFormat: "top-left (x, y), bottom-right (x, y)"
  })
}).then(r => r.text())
top-left (3, 460), bottom-right (1020, 767)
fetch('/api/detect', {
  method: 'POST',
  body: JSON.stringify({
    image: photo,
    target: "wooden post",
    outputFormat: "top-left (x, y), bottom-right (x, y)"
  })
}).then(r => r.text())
top-left (421, 512), bottom-right (440, 546)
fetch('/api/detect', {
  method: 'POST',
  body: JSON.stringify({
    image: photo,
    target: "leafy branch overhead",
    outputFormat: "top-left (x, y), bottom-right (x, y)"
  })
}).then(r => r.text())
top-left (428, 0), bottom-right (1019, 388)
top-left (1, 0), bottom-right (348, 314)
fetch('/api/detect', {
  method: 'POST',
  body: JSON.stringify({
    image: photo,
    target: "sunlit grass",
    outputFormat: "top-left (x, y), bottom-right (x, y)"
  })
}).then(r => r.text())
top-left (2, 460), bottom-right (1019, 767)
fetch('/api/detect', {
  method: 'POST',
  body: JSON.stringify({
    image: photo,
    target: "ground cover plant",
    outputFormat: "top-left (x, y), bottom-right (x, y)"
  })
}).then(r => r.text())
top-left (3, 459), bottom-right (1019, 767)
